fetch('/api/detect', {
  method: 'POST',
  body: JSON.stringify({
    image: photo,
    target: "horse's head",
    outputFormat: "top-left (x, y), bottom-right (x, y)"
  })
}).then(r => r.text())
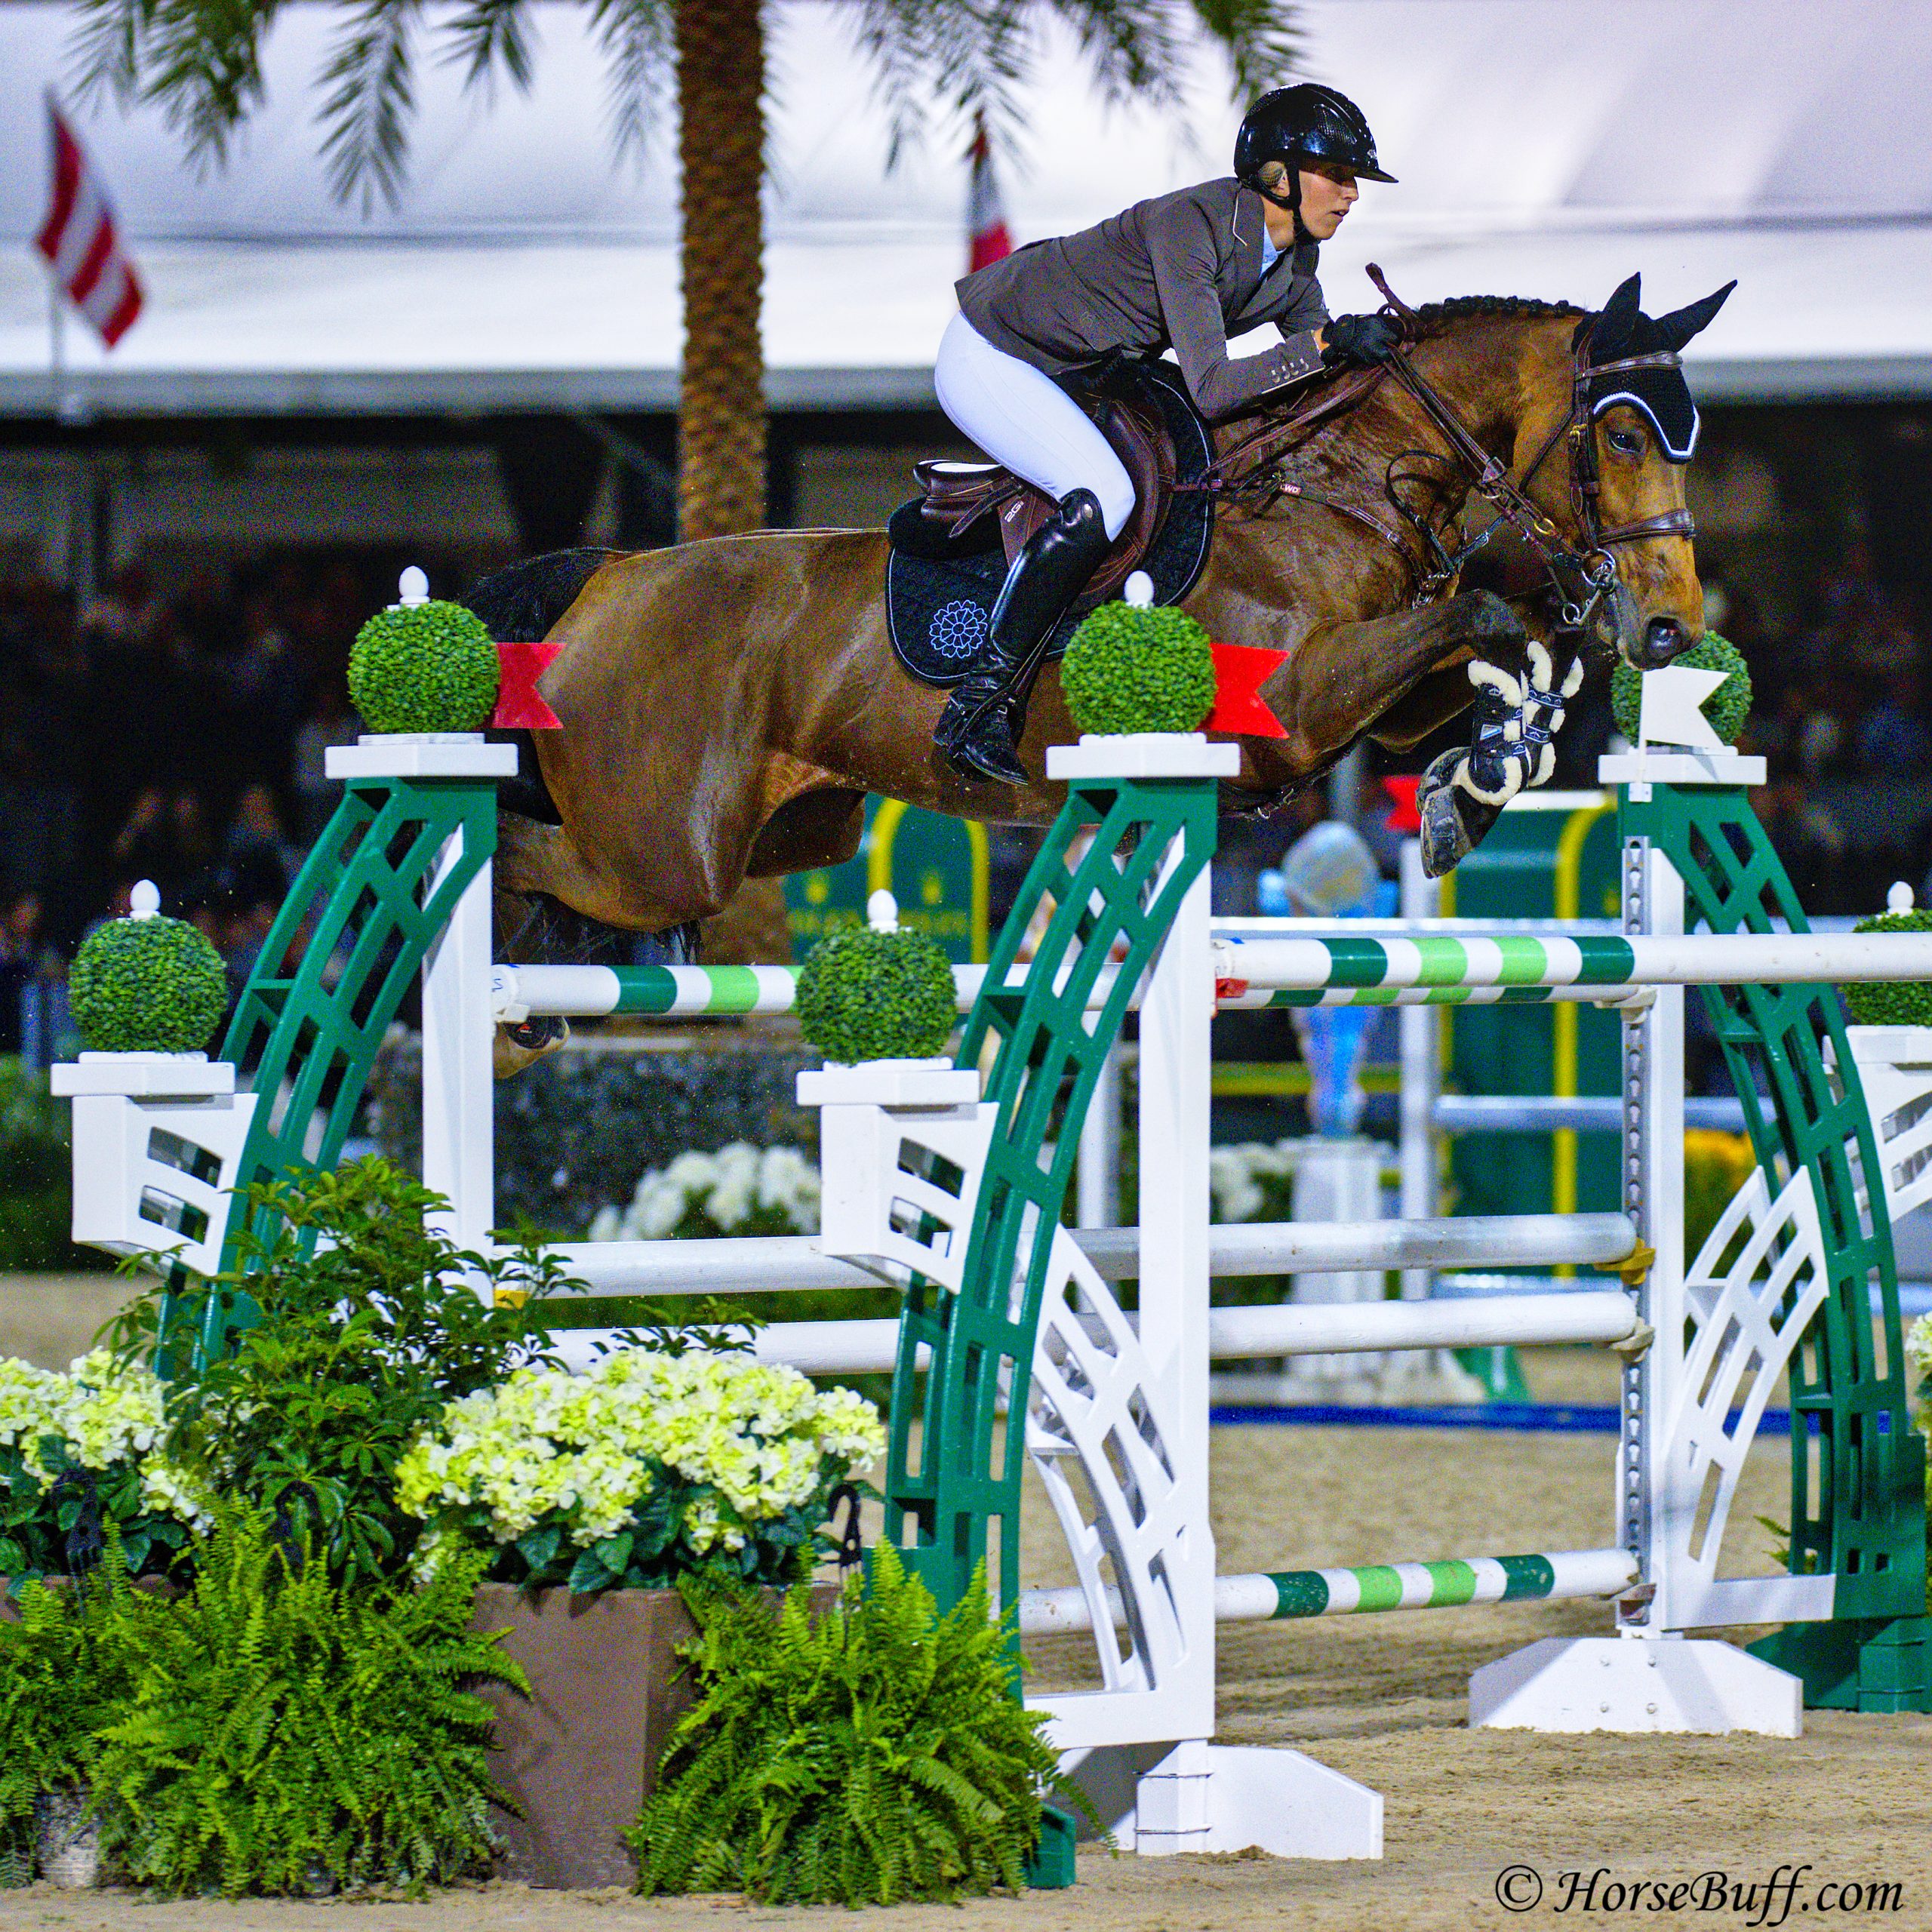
top-left (1571, 272), bottom-right (1734, 669)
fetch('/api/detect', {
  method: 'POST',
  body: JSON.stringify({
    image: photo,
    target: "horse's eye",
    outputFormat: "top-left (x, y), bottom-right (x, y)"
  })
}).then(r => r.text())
top-left (1607, 426), bottom-right (1643, 456)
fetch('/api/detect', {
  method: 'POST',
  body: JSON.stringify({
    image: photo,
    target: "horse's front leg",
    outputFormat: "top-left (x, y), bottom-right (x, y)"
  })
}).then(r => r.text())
top-left (1410, 626), bottom-right (1586, 876)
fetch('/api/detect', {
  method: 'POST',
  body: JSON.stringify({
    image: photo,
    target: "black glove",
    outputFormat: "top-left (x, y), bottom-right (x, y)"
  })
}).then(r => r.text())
top-left (1322, 312), bottom-right (1401, 368)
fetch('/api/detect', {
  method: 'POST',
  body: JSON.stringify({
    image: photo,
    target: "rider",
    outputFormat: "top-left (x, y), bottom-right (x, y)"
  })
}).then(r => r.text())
top-left (932, 83), bottom-right (1401, 785)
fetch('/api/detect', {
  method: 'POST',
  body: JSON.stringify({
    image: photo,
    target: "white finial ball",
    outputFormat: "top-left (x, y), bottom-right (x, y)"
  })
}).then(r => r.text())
top-left (866, 889), bottom-right (900, 933)
top-left (397, 565), bottom-right (429, 606)
top-left (1123, 571), bottom-right (1155, 609)
top-left (130, 880), bottom-right (161, 920)
top-left (1888, 879), bottom-right (1915, 913)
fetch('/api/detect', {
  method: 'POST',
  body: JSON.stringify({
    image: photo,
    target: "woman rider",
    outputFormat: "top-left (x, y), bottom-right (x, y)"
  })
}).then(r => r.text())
top-left (933, 83), bottom-right (1400, 786)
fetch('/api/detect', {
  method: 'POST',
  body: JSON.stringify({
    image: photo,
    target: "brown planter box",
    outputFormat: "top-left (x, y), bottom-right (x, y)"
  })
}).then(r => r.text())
top-left (472, 1580), bottom-right (840, 1890)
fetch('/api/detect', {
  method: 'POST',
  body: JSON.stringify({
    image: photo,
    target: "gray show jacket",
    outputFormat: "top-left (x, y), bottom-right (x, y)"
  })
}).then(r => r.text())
top-left (955, 177), bottom-right (1330, 421)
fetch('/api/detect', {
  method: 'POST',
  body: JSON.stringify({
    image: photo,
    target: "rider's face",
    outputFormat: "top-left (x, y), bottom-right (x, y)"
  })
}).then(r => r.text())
top-left (1297, 163), bottom-right (1359, 240)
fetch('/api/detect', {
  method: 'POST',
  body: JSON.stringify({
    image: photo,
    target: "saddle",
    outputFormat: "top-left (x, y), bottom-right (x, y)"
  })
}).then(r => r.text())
top-left (883, 358), bottom-right (1214, 688)
top-left (892, 359), bottom-right (1189, 611)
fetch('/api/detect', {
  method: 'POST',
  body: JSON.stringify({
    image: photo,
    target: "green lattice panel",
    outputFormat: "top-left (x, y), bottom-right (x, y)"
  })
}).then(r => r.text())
top-left (1623, 783), bottom-right (1925, 1625)
top-left (883, 774), bottom-right (1219, 1627)
top-left (173, 774), bottom-right (498, 1366)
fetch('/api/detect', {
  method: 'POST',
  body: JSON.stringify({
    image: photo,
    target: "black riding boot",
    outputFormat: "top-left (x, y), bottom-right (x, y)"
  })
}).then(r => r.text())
top-left (937, 488), bottom-right (1112, 786)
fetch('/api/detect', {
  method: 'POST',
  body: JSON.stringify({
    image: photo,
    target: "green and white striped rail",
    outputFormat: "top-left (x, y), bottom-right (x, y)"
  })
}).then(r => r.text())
top-left (1211, 931), bottom-right (1932, 1009)
top-left (490, 960), bottom-right (1126, 1021)
top-left (494, 929), bottom-right (1932, 1023)
top-left (1016, 1547), bottom-right (1637, 1635)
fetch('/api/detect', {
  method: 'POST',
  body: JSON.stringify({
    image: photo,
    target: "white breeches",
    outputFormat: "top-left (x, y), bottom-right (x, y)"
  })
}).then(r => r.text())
top-left (933, 312), bottom-right (1137, 541)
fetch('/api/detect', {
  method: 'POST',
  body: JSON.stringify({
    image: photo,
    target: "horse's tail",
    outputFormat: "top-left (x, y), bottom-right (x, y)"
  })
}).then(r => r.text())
top-left (460, 547), bottom-right (621, 643)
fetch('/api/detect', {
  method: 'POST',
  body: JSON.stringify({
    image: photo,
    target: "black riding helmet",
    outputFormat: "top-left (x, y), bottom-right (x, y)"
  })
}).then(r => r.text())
top-left (1235, 85), bottom-right (1395, 230)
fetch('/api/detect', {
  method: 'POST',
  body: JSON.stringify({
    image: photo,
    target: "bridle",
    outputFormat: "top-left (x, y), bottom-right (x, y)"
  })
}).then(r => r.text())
top-left (1192, 267), bottom-right (1697, 633)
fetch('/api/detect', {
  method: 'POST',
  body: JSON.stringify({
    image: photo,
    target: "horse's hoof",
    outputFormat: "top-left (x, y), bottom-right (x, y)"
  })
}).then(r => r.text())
top-left (1415, 751), bottom-right (1502, 879)
top-left (494, 1014), bottom-right (570, 1081)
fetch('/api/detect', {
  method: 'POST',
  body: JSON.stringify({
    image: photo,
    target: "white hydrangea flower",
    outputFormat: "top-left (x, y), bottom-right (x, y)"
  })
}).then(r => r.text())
top-left (394, 1346), bottom-right (884, 1570)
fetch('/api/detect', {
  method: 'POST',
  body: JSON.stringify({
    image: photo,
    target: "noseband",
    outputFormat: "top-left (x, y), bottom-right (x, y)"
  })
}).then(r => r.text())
top-left (1198, 268), bottom-right (1697, 631)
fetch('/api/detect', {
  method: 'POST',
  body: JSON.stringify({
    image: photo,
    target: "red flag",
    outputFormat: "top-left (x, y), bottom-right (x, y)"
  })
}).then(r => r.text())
top-left (492, 641), bottom-right (565, 730)
top-left (1206, 640), bottom-right (1289, 738)
top-left (35, 97), bottom-right (143, 348)
top-left (967, 112), bottom-right (1011, 274)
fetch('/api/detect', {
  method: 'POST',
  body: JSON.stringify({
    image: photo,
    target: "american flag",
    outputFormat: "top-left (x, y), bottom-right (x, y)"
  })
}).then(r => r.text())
top-left (35, 97), bottom-right (143, 348)
top-left (967, 111), bottom-right (1011, 274)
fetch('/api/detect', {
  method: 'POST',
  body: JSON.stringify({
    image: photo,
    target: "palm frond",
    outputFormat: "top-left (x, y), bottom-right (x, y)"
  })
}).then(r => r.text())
top-left (1044, 0), bottom-right (1189, 111)
top-left (441, 0), bottom-right (536, 97)
top-left (589, 0), bottom-right (675, 166)
top-left (1187, 0), bottom-right (1303, 100)
top-left (315, 0), bottom-right (424, 214)
top-left (841, 0), bottom-right (1030, 172)
top-left (76, 0), bottom-right (279, 171)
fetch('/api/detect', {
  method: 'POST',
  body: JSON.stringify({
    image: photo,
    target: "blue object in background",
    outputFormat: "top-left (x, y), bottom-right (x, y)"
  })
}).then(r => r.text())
top-left (1259, 823), bottom-right (1395, 1137)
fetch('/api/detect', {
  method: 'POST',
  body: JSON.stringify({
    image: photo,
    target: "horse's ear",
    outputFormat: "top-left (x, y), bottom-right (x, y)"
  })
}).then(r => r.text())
top-left (1651, 279), bottom-right (1737, 352)
top-left (1589, 273), bottom-right (1643, 357)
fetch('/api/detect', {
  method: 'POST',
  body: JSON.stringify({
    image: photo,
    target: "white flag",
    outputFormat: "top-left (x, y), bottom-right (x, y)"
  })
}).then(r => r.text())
top-left (1638, 664), bottom-right (1727, 751)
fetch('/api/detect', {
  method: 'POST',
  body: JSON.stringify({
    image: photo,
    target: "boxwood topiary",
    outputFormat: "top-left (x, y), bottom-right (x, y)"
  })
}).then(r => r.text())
top-left (1060, 601), bottom-right (1217, 737)
top-left (1610, 631), bottom-right (1753, 746)
top-left (348, 598), bottom-right (500, 736)
top-left (795, 927), bottom-right (955, 1065)
top-left (1846, 908), bottom-right (1932, 1027)
top-left (70, 915), bottom-right (228, 1054)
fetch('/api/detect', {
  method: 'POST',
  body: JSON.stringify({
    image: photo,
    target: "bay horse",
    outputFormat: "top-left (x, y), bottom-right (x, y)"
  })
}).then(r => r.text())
top-left (470, 274), bottom-right (1730, 1005)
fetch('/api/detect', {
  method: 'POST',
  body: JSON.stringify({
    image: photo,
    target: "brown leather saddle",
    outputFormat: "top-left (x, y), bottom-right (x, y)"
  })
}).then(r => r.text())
top-left (903, 383), bottom-right (1181, 611)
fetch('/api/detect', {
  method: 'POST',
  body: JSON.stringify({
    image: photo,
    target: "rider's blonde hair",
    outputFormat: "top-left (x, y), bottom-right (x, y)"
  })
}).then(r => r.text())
top-left (1254, 158), bottom-right (1290, 192)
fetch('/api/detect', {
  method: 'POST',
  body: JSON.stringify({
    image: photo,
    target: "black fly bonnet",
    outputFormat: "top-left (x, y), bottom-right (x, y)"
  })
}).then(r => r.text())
top-left (1574, 273), bottom-right (1736, 461)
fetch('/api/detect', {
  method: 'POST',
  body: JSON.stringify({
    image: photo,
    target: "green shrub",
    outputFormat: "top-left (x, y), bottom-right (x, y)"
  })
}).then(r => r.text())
top-left (348, 599), bottom-right (499, 736)
top-left (91, 1510), bottom-right (524, 1897)
top-left (630, 1544), bottom-right (1071, 1905)
top-left (110, 1158), bottom-right (566, 1590)
top-left (69, 917), bottom-right (226, 1055)
top-left (1846, 908), bottom-right (1932, 1027)
top-left (795, 926), bottom-right (955, 1064)
top-left (1060, 601), bottom-right (1217, 737)
top-left (1609, 631), bottom-right (1752, 746)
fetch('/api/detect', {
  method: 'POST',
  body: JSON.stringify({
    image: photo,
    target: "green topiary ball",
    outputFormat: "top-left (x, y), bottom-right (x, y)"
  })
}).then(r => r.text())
top-left (1610, 631), bottom-right (1753, 746)
top-left (70, 914), bottom-right (229, 1054)
top-left (1060, 601), bottom-right (1217, 737)
top-left (349, 598), bottom-right (500, 735)
top-left (796, 926), bottom-right (957, 1065)
top-left (1847, 908), bottom-right (1932, 1027)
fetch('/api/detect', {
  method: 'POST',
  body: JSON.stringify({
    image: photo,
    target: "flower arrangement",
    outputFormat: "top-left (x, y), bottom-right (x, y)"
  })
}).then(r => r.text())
top-left (588, 1143), bottom-right (820, 1243)
top-left (348, 596), bottom-right (499, 735)
top-left (1060, 599), bottom-right (1217, 737)
top-left (68, 912), bottom-right (227, 1055)
top-left (1208, 1139), bottom-right (1301, 1226)
top-left (0, 1351), bottom-right (207, 1588)
top-left (396, 1348), bottom-right (884, 1594)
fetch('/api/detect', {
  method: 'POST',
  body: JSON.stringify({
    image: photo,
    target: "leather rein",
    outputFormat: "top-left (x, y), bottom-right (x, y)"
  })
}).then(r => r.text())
top-left (1188, 266), bottom-right (1697, 629)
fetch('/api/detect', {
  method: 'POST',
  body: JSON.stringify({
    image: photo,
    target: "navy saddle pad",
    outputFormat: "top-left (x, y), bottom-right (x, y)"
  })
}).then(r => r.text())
top-left (883, 358), bottom-right (1214, 689)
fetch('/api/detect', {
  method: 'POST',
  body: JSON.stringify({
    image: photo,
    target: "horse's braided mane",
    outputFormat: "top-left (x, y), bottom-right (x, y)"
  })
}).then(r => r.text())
top-left (1406, 294), bottom-right (1588, 337)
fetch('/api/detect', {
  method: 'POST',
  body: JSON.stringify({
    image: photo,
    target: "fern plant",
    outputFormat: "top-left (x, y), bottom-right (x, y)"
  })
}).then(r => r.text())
top-left (0, 1559), bottom-right (152, 1880)
top-left (90, 1509), bottom-right (527, 1898)
top-left (629, 1544), bottom-right (1074, 1905)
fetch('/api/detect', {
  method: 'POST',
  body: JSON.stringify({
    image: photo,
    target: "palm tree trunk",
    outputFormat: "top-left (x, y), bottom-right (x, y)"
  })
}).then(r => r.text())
top-left (676, 0), bottom-right (767, 540)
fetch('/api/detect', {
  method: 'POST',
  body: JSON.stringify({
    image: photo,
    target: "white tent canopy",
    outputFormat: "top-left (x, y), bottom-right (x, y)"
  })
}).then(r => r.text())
top-left (2, 0), bottom-right (1930, 414)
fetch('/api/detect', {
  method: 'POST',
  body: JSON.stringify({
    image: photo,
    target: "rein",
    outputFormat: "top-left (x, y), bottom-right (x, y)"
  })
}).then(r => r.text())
top-left (1192, 268), bottom-right (1697, 627)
